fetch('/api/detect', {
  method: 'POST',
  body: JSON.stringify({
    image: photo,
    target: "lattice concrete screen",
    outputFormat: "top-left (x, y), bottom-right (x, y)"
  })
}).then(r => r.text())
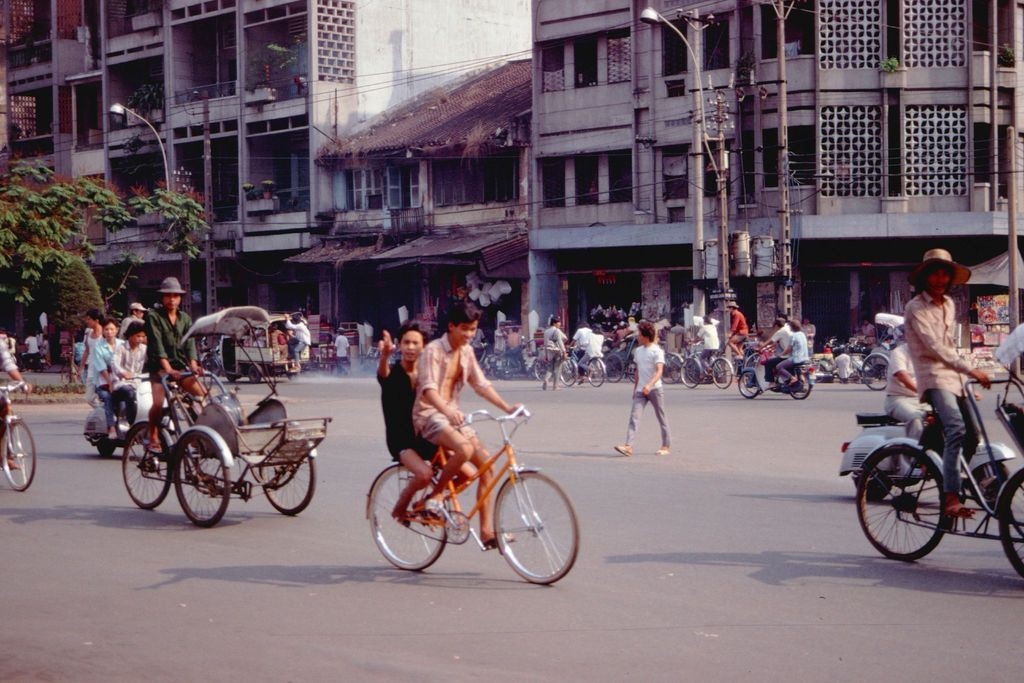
top-left (904, 105), bottom-right (967, 196)
top-left (819, 105), bottom-right (882, 197)
top-left (819, 0), bottom-right (881, 70)
top-left (316, 0), bottom-right (355, 83)
top-left (903, 0), bottom-right (966, 68)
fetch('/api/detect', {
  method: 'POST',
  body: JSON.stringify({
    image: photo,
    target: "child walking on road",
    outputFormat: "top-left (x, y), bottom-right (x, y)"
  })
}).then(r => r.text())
top-left (614, 320), bottom-right (671, 457)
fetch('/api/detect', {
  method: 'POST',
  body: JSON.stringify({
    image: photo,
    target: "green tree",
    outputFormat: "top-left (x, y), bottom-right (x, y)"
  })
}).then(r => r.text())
top-left (0, 161), bottom-right (133, 304)
top-left (128, 187), bottom-right (209, 259)
top-left (49, 257), bottom-right (104, 334)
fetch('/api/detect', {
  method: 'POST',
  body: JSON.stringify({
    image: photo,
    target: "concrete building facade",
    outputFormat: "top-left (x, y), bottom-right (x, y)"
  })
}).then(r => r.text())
top-left (529, 0), bottom-right (1023, 345)
top-left (2, 0), bottom-right (530, 319)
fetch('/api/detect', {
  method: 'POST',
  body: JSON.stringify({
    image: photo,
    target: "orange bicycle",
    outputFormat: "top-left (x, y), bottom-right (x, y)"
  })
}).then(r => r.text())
top-left (366, 406), bottom-right (580, 584)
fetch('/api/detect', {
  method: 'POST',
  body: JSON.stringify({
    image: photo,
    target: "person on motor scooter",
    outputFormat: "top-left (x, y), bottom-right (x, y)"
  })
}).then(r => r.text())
top-left (904, 248), bottom-right (991, 519)
top-left (112, 321), bottom-right (148, 426)
top-left (760, 316), bottom-right (792, 388)
top-left (776, 319), bottom-right (809, 387)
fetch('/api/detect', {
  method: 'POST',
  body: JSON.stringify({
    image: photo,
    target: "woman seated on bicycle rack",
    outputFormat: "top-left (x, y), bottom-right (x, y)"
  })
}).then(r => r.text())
top-left (414, 302), bottom-right (520, 550)
top-left (143, 277), bottom-right (205, 454)
top-left (377, 322), bottom-right (470, 522)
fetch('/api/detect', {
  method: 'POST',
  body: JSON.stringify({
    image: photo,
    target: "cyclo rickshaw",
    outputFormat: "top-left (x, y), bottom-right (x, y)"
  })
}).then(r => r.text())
top-left (205, 312), bottom-right (303, 383)
top-left (120, 306), bottom-right (330, 527)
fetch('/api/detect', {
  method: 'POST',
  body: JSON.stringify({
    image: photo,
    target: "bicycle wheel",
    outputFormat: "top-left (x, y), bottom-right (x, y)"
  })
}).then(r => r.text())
top-left (856, 446), bottom-right (944, 561)
top-left (529, 358), bottom-right (544, 382)
top-left (604, 354), bottom-right (624, 383)
top-left (997, 466), bottom-right (1024, 579)
top-left (586, 358), bottom-right (606, 388)
top-left (367, 464), bottom-right (447, 571)
top-left (710, 357), bottom-right (733, 389)
top-left (173, 430), bottom-right (231, 527)
top-left (680, 358), bottom-right (702, 388)
top-left (2, 418), bottom-right (36, 491)
top-left (737, 369), bottom-right (760, 399)
top-left (122, 422), bottom-right (172, 510)
top-left (558, 358), bottom-right (577, 387)
top-left (662, 354), bottom-right (682, 384)
top-left (495, 471), bottom-right (579, 584)
top-left (255, 457), bottom-right (317, 515)
top-left (861, 353), bottom-right (888, 391)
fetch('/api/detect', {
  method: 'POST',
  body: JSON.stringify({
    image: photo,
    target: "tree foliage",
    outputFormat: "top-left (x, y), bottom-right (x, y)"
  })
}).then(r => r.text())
top-left (128, 187), bottom-right (209, 259)
top-left (48, 257), bottom-right (104, 334)
top-left (0, 161), bottom-right (133, 303)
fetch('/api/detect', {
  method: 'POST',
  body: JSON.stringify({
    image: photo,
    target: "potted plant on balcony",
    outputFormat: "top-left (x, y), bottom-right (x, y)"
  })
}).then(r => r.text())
top-left (126, 82), bottom-right (164, 118)
top-left (735, 51), bottom-right (756, 86)
top-left (999, 44), bottom-right (1016, 68)
top-left (242, 182), bottom-right (260, 200)
top-left (260, 180), bottom-right (275, 199)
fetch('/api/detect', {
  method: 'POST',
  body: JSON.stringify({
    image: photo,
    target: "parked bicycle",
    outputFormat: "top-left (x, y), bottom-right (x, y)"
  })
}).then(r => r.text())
top-left (1, 381), bottom-right (36, 491)
top-left (367, 406), bottom-right (579, 584)
top-left (604, 335), bottom-right (638, 383)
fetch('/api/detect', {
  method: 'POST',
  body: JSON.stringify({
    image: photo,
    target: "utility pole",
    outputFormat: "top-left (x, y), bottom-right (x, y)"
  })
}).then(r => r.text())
top-left (689, 14), bottom-right (705, 317)
top-left (203, 90), bottom-right (216, 315)
top-left (772, 0), bottom-right (796, 318)
top-left (708, 87), bottom-right (732, 332)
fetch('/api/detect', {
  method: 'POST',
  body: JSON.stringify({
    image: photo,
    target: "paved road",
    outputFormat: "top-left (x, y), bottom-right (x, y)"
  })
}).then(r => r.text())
top-left (3, 376), bottom-right (1024, 682)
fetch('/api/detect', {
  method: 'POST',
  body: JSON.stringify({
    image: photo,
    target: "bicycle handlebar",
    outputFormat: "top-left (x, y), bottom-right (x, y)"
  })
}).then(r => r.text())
top-left (0, 381), bottom-right (28, 394)
top-left (465, 404), bottom-right (531, 424)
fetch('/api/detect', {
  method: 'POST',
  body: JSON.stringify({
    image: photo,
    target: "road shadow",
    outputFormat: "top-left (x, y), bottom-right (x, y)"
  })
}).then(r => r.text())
top-left (605, 549), bottom-right (1024, 596)
top-left (141, 563), bottom-right (538, 591)
top-left (731, 492), bottom-right (853, 505)
top-left (0, 503), bottom-right (249, 530)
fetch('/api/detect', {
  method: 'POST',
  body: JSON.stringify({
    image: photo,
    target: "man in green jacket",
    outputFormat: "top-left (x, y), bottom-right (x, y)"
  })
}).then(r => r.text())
top-left (143, 277), bottom-right (204, 453)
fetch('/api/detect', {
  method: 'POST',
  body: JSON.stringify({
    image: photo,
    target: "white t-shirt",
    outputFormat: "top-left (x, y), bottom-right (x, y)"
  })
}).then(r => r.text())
top-left (572, 327), bottom-right (591, 349)
top-left (25, 336), bottom-right (39, 354)
top-left (770, 325), bottom-right (792, 357)
top-left (334, 334), bottom-right (350, 355)
top-left (886, 344), bottom-right (917, 398)
top-left (634, 343), bottom-right (665, 391)
top-left (697, 323), bottom-right (719, 351)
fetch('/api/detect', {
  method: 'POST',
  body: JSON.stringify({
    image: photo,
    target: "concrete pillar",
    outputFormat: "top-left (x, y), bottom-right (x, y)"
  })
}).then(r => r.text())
top-left (529, 250), bottom-right (561, 331)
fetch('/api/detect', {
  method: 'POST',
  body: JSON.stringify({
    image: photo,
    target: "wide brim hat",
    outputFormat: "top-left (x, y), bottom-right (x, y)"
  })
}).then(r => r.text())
top-left (726, 302), bottom-right (739, 309)
top-left (129, 302), bottom-right (147, 312)
top-left (909, 248), bottom-right (971, 287)
top-left (157, 277), bottom-right (187, 294)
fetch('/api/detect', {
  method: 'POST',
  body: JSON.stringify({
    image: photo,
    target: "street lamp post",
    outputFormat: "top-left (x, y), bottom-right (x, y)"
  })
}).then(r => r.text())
top-left (109, 103), bottom-right (171, 191)
top-left (639, 8), bottom-right (729, 326)
top-left (110, 102), bottom-right (190, 310)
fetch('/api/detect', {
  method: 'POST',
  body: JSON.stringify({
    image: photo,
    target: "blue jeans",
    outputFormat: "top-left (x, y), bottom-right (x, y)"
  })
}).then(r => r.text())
top-left (924, 388), bottom-right (966, 493)
top-left (95, 385), bottom-right (115, 429)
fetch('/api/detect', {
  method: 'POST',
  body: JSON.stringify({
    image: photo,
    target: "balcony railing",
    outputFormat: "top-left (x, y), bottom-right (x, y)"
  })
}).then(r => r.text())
top-left (172, 81), bottom-right (237, 105)
top-left (7, 42), bottom-right (53, 68)
top-left (390, 207), bottom-right (428, 236)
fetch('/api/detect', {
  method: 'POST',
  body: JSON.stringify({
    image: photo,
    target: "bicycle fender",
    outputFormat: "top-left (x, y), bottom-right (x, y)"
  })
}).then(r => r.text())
top-left (180, 425), bottom-right (235, 468)
top-left (870, 441), bottom-right (942, 471)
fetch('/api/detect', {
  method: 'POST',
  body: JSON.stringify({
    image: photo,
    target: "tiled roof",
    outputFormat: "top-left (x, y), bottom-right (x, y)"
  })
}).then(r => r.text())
top-left (283, 241), bottom-right (383, 265)
top-left (320, 60), bottom-right (531, 160)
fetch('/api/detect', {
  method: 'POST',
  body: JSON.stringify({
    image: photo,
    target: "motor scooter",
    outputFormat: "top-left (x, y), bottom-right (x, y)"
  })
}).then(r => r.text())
top-left (83, 377), bottom-right (153, 457)
top-left (737, 359), bottom-right (813, 399)
top-left (838, 411), bottom-right (1015, 501)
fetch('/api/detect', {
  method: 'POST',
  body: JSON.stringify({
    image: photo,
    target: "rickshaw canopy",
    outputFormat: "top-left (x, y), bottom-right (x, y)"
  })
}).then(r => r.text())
top-left (183, 306), bottom-right (273, 343)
